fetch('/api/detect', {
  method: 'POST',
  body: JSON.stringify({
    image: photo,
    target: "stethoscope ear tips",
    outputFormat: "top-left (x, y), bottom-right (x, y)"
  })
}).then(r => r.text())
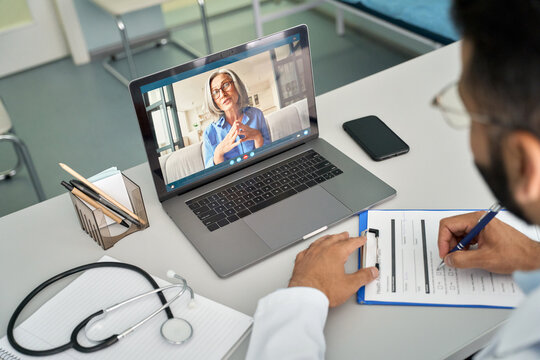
top-left (167, 270), bottom-right (196, 308)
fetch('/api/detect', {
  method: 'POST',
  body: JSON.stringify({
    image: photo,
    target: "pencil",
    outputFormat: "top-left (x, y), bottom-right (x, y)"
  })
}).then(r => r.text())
top-left (59, 163), bottom-right (145, 225)
top-left (61, 181), bottom-right (129, 228)
top-left (69, 179), bottom-right (141, 227)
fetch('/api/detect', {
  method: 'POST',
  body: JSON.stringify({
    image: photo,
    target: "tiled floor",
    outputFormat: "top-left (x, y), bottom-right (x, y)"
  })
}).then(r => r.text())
top-left (0, 1), bottom-right (413, 218)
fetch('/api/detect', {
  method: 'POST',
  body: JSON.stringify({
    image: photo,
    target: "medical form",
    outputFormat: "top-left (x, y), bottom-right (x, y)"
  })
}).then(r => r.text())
top-left (358, 210), bottom-right (540, 308)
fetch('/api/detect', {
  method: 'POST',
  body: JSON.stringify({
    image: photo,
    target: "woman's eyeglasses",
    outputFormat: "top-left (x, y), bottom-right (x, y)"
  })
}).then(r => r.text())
top-left (431, 82), bottom-right (491, 129)
top-left (211, 81), bottom-right (234, 99)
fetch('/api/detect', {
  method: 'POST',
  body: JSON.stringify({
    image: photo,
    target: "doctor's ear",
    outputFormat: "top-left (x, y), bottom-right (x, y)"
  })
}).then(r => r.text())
top-left (504, 131), bottom-right (540, 204)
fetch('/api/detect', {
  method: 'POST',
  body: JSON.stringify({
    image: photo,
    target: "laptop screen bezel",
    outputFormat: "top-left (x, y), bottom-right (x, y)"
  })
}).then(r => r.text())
top-left (129, 24), bottom-right (318, 202)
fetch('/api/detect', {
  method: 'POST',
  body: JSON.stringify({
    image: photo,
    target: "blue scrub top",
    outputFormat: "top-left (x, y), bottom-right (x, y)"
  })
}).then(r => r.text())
top-left (202, 107), bottom-right (271, 168)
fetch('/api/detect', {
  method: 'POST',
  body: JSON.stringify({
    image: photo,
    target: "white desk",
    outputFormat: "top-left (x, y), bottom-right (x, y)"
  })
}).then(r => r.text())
top-left (1, 42), bottom-right (509, 359)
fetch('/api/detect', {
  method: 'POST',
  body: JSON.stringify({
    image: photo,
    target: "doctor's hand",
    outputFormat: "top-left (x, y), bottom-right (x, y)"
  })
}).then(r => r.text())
top-left (438, 212), bottom-right (540, 274)
top-left (288, 232), bottom-right (379, 307)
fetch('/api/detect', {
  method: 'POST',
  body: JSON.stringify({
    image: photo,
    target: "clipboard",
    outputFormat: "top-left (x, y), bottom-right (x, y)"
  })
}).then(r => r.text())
top-left (356, 210), bottom-right (535, 309)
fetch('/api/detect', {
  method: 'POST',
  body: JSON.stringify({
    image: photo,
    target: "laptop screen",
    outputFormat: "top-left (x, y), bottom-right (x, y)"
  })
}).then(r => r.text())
top-left (130, 25), bottom-right (317, 201)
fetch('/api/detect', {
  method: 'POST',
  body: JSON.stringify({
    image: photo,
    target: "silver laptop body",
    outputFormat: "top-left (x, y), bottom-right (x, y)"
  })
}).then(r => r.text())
top-left (130, 25), bottom-right (395, 277)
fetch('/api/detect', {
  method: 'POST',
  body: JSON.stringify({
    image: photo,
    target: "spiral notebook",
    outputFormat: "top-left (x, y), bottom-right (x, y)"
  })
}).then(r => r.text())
top-left (0, 256), bottom-right (252, 360)
top-left (357, 210), bottom-right (540, 308)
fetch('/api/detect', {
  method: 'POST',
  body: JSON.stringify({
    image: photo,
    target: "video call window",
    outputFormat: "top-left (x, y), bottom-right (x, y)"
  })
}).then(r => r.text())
top-left (143, 37), bottom-right (310, 191)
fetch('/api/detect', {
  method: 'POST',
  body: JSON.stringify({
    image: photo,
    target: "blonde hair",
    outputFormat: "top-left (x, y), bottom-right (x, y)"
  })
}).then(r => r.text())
top-left (204, 69), bottom-right (249, 118)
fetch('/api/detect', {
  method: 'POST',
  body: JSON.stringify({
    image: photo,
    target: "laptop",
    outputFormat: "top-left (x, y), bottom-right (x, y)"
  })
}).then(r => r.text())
top-left (129, 25), bottom-right (395, 277)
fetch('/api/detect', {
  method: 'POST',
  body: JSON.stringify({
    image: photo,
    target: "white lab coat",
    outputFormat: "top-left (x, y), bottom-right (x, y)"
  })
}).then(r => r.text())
top-left (474, 270), bottom-right (540, 359)
top-left (246, 287), bottom-right (328, 360)
top-left (246, 270), bottom-right (540, 359)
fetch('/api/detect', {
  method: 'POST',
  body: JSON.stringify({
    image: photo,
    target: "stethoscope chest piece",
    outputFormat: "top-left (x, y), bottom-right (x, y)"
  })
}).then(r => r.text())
top-left (161, 318), bottom-right (193, 344)
top-left (7, 262), bottom-right (196, 356)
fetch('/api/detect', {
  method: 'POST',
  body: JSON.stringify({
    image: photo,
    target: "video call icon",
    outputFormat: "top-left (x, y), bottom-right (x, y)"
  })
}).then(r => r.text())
top-left (236, 157), bottom-right (242, 163)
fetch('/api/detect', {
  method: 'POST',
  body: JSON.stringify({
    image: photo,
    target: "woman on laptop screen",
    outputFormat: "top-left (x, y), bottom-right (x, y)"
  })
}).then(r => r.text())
top-left (202, 69), bottom-right (271, 168)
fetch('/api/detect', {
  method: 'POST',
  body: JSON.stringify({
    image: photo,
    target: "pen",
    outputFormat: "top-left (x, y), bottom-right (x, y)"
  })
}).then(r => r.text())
top-left (58, 163), bottom-right (145, 225)
top-left (61, 181), bottom-right (130, 228)
top-left (70, 180), bottom-right (142, 227)
top-left (437, 203), bottom-right (502, 271)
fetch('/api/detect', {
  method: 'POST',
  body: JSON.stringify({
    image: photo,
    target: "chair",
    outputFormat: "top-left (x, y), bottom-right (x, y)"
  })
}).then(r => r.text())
top-left (0, 98), bottom-right (46, 202)
top-left (91, 0), bottom-right (213, 86)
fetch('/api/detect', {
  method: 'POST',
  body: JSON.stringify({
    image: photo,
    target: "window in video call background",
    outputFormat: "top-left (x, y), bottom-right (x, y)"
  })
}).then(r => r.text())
top-left (141, 32), bottom-right (313, 193)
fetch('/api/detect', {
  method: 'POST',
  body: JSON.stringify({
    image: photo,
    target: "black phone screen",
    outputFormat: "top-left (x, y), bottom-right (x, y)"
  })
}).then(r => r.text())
top-left (342, 115), bottom-right (409, 161)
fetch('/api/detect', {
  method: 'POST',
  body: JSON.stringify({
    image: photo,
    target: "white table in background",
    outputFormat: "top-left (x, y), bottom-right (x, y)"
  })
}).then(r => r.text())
top-left (1, 42), bottom-right (508, 359)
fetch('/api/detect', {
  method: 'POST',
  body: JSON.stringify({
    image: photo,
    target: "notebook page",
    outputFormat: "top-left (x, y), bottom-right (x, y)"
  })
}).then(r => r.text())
top-left (362, 210), bottom-right (540, 307)
top-left (85, 173), bottom-right (133, 226)
top-left (0, 256), bottom-right (252, 359)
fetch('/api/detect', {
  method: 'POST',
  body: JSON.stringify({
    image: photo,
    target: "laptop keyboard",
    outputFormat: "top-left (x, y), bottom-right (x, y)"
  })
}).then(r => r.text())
top-left (186, 150), bottom-right (343, 232)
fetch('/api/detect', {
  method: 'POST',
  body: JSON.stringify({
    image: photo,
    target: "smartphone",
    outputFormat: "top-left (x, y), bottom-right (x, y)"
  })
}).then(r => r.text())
top-left (342, 115), bottom-right (409, 161)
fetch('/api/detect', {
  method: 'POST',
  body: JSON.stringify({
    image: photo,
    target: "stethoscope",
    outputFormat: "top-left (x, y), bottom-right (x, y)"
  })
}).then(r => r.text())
top-left (7, 262), bottom-right (196, 356)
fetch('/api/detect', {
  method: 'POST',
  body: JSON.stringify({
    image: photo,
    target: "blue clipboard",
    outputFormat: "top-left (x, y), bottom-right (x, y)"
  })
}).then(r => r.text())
top-left (356, 210), bottom-right (515, 309)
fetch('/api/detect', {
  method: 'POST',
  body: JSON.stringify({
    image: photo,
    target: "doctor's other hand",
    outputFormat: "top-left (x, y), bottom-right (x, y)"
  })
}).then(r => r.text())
top-left (288, 232), bottom-right (379, 307)
top-left (438, 212), bottom-right (540, 274)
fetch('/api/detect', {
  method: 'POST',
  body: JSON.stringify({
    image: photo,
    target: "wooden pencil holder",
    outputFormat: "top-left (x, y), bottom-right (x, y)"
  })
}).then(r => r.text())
top-left (69, 173), bottom-right (149, 249)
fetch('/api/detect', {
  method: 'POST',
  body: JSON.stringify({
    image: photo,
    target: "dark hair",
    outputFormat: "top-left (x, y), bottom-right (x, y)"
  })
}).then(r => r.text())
top-left (452, 0), bottom-right (540, 132)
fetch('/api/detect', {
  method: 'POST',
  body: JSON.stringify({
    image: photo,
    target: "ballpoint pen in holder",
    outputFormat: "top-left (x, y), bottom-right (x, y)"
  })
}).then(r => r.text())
top-left (68, 173), bottom-right (149, 249)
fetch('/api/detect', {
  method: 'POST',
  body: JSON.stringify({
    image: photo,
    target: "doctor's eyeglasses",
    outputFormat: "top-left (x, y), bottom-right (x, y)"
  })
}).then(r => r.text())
top-left (431, 82), bottom-right (491, 129)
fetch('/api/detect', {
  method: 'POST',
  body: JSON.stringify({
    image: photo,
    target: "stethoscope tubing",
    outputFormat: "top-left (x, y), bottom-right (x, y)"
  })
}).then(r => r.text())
top-left (7, 262), bottom-right (173, 356)
top-left (100, 282), bottom-right (192, 340)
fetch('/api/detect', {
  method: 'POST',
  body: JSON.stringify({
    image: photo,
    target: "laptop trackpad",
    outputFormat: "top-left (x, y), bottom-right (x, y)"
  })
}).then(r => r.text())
top-left (243, 186), bottom-right (352, 250)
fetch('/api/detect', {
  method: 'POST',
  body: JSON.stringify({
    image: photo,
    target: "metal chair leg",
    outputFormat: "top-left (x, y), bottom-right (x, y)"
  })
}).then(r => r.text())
top-left (116, 15), bottom-right (137, 79)
top-left (103, 58), bottom-right (130, 87)
top-left (0, 138), bottom-right (21, 180)
top-left (252, 0), bottom-right (264, 38)
top-left (103, 4), bottom-right (211, 87)
top-left (336, 7), bottom-right (345, 36)
top-left (0, 134), bottom-right (46, 202)
top-left (197, 0), bottom-right (213, 54)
